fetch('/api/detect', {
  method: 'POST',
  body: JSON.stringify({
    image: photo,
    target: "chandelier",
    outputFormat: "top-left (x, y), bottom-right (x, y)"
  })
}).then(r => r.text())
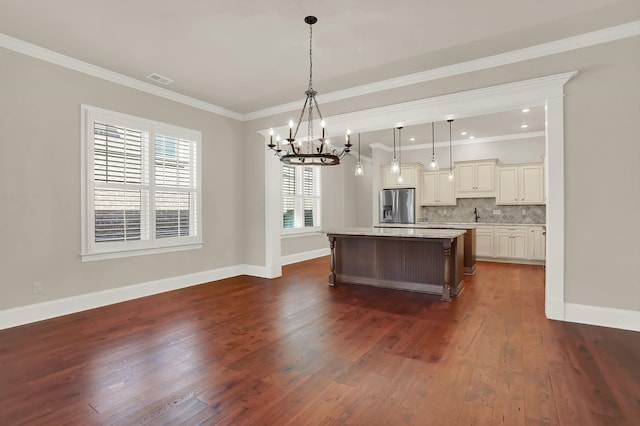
top-left (267, 16), bottom-right (352, 166)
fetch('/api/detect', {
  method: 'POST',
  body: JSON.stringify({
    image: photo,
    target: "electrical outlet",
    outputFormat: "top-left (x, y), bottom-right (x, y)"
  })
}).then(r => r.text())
top-left (493, 209), bottom-right (501, 215)
top-left (32, 282), bottom-right (42, 294)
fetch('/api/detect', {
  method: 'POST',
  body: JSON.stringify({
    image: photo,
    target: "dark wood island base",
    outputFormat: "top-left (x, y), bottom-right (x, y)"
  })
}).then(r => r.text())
top-left (326, 228), bottom-right (465, 301)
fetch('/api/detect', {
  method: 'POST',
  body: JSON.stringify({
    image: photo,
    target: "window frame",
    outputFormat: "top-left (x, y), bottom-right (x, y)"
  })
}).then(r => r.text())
top-left (81, 105), bottom-right (202, 261)
top-left (281, 164), bottom-right (321, 236)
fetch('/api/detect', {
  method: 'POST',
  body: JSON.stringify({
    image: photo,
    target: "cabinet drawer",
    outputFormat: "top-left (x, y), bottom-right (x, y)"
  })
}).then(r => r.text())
top-left (494, 226), bottom-right (527, 235)
top-left (475, 225), bottom-right (494, 233)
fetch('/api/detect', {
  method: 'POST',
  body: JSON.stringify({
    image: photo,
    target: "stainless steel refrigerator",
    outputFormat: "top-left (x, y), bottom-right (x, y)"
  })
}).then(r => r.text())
top-left (379, 188), bottom-right (415, 224)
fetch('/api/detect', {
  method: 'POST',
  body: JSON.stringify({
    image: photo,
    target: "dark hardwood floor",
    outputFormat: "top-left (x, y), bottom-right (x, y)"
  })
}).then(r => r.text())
top-left (1, 258), bottom-right (638, 425)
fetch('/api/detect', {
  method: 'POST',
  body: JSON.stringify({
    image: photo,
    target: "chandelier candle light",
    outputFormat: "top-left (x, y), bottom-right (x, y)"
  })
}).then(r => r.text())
top-left (267, 16), bottom-right (352, 165)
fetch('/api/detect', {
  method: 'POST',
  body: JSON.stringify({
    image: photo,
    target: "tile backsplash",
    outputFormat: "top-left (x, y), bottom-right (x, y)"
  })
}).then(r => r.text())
top-left (421, 198), bottom-right (546, 224)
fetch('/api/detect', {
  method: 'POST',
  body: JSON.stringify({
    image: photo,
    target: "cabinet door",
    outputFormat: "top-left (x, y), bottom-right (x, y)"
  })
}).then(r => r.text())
top-left (497, 167), bottom-right (518, 204)
top-left (383, 167), bottom-right (400, 188)
top-left (475, 162), bottom-right (495, 191)
top-left (438, 172), bottom-right (455, 204)
top-left (456, 164), bottom-right (476, 192)
top-left (421, 172), bottom-right (438, 204)
top-left (512, 234), bottom-right (527, 259)
top-left (399, 166), bottom-right (416, 187)
top-left (528, 227), bottom-right (546, 260)
top-left (476, 232), bottom-right (494, 257)
top-left (495, 233), bottom-right (513, 257)
top-left (520, 165), bottom-right (544, 204)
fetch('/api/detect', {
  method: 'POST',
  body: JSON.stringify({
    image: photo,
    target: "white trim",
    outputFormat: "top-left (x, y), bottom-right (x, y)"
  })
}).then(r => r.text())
top-left (2, 21), bottom-right (638, 121)
top-left (281, 248), bottom-right (330, 266)
top-left (0, 264), bottom-right (269, 330)
top-left (81, 243), bottom-right (203, 262)
top-left (0, 34), bottom-right (242, 121)
top-left (545, 96), bottom-right (566, 321)
top-left (564, 303), bottom-right (640, 332)
top-left (264, 141), bottom-right (283, 279)
top-left (244, 21), bottom-right (640, 120)
top-left (282, 230), bottom-right (323, 239)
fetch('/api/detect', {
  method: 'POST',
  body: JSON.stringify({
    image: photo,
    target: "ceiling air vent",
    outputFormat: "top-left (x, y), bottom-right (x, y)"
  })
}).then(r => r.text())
top-left (146, 73), bottom-right (173, 85)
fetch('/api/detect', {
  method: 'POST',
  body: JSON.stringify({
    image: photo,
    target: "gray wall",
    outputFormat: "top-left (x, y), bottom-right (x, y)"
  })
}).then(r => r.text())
top-left (2, 34), bottom-right (639, 316)
top-left (0, 48), bottom-right (244, 310)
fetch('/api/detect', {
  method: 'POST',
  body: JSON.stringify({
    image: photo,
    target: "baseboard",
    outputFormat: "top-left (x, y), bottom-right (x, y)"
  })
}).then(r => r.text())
top-left (0, 264), bottom-right (268, 331)
top-left (281, 248), bottom-right (330, 266)
top-left (564, 303), bottom-right (640, 332)
top-left (545, 297), bottom-right (566, 321)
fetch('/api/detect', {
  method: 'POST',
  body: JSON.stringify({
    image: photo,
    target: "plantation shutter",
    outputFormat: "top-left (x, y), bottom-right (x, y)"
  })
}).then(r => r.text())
top-left (282, 164), bottom-right (296, 228)
top-left (93, 122), bottom-right (149, 242)
top-left (154, 135), bottom-right (198, 238)
top-left (281, 165), bottom-right (320, 231)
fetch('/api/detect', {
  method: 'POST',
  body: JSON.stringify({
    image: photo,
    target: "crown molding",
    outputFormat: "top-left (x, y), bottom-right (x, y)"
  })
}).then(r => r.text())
top-left (0, 33), bottom-right (243, 121)
top-left (2, 20), bottom-right (638, 122)
top-left (244, 20), bottom-right (640, 121)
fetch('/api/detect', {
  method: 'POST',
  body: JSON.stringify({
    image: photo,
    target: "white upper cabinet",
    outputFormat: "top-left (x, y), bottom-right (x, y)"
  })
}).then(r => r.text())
top-left (382, 163), bottom-right (423, 189)
top-left (421, 171), bottom-right (456, 206)
top-left (454, 159), bottom-right (497, 198)
top-left (496, 163), bottom-right (544, 205)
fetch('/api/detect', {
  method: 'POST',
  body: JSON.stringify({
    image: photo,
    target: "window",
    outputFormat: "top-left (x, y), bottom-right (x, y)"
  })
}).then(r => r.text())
top-left (81, 105), bottom-right (202, 260)
top-left (282, 164), bottom-right (321, 233)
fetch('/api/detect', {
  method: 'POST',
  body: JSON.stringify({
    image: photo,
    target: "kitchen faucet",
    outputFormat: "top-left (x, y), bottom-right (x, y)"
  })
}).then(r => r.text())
top-left (473, 207), bottom-right (480, 223)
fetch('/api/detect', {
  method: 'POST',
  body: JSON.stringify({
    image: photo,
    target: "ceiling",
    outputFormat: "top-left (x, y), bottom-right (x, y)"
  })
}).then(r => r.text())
top-left (1, 0), bottom-right (638, 117)
top-left (357, 107), bottom-right (545, 153)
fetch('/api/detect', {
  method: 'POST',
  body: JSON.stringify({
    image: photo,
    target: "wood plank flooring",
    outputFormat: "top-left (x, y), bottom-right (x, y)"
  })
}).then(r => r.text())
top-left (0, 259), bottom-right (638, 425)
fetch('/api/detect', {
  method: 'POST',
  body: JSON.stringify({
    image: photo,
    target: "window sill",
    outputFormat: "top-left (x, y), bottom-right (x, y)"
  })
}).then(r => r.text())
top-left (281, 229), bottom-right (323, 239)
top-left (81, 243), bottom-right (203, 262)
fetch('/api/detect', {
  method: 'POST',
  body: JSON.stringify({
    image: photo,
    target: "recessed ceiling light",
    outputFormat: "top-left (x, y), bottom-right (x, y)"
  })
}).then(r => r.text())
top-left (521, 124), bottom-right (528, 128)
top-left (410, 137), bottom-right (415, 141)
top-left (460, 131), bottom-right (467, 136)
top-left (522, 108), bottom-right (530, 113)
top-left (469, 136), bottom-right (475, 139)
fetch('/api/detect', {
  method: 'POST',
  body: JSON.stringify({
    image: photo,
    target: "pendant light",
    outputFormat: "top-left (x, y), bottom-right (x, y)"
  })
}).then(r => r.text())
top-left (390, 128), bottom-right (399, 173)
top-left (428, 122), bottom-right (439, 171)
top-left (447, 119), bottom-right (455, 181)
top-left (396, 127), bottom-right (404, 184)
top-left (355, 133), bottom-right (364, 176)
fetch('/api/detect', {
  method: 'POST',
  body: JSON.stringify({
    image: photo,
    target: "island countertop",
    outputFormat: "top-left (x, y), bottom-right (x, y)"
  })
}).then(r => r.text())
top-left (324, 227), bottom-right (466, 239)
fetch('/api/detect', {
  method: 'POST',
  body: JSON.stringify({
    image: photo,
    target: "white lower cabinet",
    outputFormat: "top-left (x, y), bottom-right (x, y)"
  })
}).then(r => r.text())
top-left (474, 224), bottom-right (545, 263)
top-left (475, 225), bottom-right (494, 258)
top-left (495, 226), bottom-right (528, 259)
top-left (528, 226), bottom-right (546, 261)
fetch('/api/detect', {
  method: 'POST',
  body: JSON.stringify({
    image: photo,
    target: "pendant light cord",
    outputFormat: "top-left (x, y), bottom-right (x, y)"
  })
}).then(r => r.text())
top-left (449, 119), bottom-right (453, 170)
top-left (393, 128), bottom-right (396, 158)
top-left (398, 127), bottom-right (402, 169)
top-left (431, 122), bottom-right (435, 156)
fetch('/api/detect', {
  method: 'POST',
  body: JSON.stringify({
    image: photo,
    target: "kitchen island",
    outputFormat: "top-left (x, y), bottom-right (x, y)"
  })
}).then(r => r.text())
top-left (325, 227), bottom-right (465, 301)
top-left (376, 223), bottom-right (477, 275)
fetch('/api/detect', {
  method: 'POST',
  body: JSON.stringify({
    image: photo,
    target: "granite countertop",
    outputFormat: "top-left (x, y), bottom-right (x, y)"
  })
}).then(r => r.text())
top-left (324, 227), bottom-right (466, 239)
top-left (377, 222), bottom-right (545, 228)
